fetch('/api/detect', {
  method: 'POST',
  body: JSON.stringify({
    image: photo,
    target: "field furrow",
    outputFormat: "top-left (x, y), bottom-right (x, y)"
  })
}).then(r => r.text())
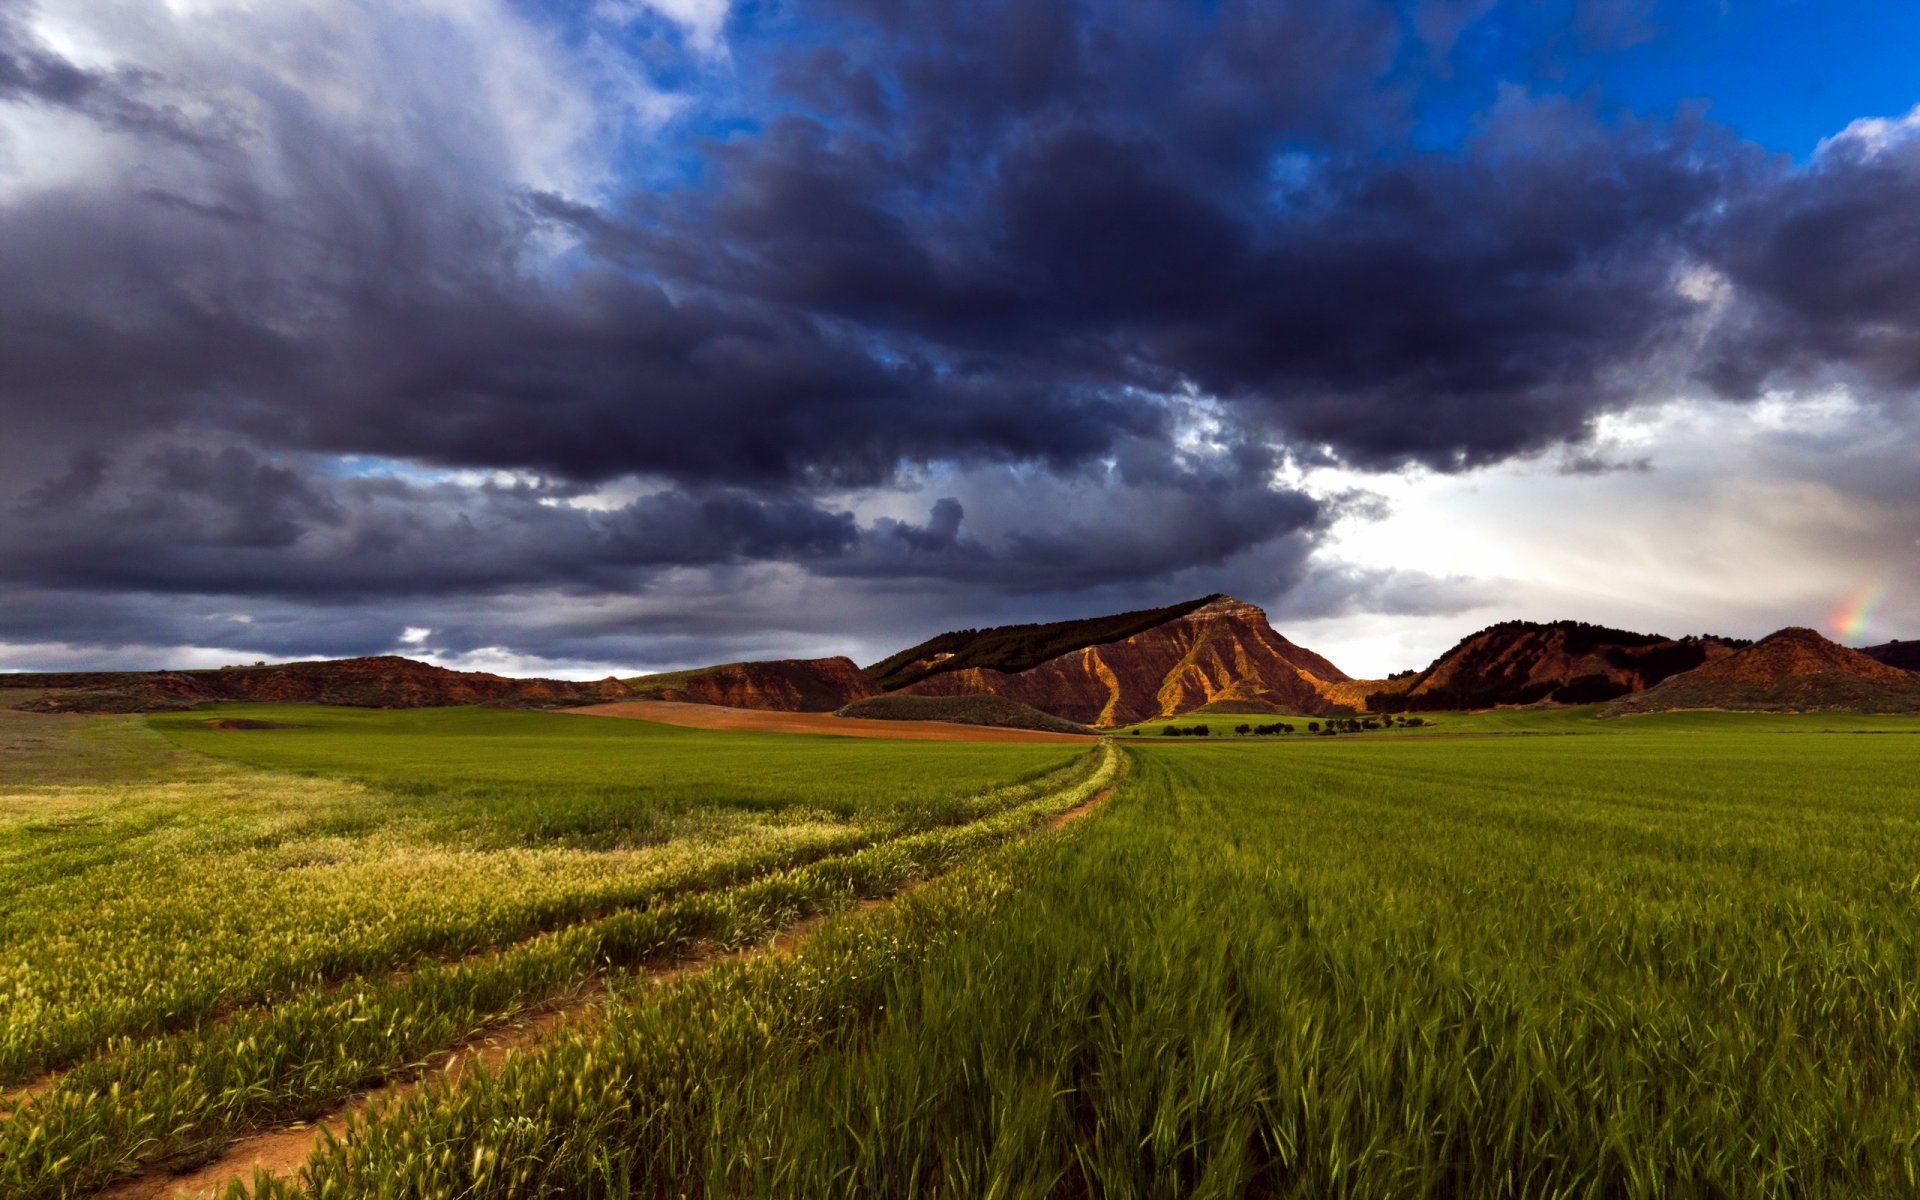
top-left (0, 710), bottom-right (1118, 1200)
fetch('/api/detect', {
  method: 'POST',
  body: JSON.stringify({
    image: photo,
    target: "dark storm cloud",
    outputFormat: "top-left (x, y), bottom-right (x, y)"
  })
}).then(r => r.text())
top-left (2, 443), bottom-right (858, 598)
top-left (7, 0), bottom-right (1920, 667)
top-left (1699, 125), bottom-right (1920, 400)
top-left (562, 9), bottom-right (1759, 472)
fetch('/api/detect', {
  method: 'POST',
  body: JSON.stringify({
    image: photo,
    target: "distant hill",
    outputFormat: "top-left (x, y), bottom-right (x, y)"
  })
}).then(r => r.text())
top-left (6, 653), bottom-right (882, 715)
top-left (878, 595), bottom-right (1352, 726)
top-left (627, 657), bottom-right (878, 712)
top-left (1863, 640), bottom-right (1920, 673)
top-left (1366, 620), bottom-right (1750, 713)
top-left (1601, 627), bottom-right (1920, 716)
top-left (3, 656), bottom-right (634, 714)
top-left (866, 595), bottom-right (1223, 690)
top-left (835, 693), bottom-right (1096, 735)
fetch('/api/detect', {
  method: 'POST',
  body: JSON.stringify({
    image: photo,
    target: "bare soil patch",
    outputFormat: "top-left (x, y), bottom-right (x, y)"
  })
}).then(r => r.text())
top-left (567, 699), bottom-right (1095, 743)
top-left (200, 718), bottom-right (300, 731)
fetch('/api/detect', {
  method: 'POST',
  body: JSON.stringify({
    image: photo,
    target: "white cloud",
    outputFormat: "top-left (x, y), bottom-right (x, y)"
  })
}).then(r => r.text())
top-left (0, 0), bottom-right (685, 212)
top-left (1290, 389), bottom-right (1920, 675)
top-left (1817, 104), bottom-right (1920, 161)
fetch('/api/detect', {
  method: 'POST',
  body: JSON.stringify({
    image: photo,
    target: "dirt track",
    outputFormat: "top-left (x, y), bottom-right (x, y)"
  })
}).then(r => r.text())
top-left (565, 699), bottom-right (1097, 743)
top-left (92, 769), bottom-right (1121, 1199)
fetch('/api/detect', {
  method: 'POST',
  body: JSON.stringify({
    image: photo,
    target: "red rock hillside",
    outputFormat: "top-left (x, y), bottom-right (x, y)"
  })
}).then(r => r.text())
top-left (627, 657), bottom-right (879, 712)
top-left (883, 596), bottom-right (1351, 726)
top-left (1601, 627), bottom-right (1920, 716)
top-left (1365, 620), bottom-right (1749, 713)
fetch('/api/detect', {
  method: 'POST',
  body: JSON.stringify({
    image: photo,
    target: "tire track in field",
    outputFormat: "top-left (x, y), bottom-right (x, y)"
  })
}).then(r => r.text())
top-left (91, 771), bottom-right (1123, 1200)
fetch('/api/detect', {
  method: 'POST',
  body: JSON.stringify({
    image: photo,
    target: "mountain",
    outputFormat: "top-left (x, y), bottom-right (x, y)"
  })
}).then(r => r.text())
top-left (626, 657), bottom-right (879, 712)
top-left (867, 595), bottom-right (1225, 690)
top-left (1366, 620), bottom-right (1750, 713)
top-left (875, 595), bottom-right (1351, 726)
top-left (1601, 627), bottom-right (1920, 716)
top-left (4, 656), bottom-right (636, 714)
top-left (1863, 640), bottom-right (1920, 673)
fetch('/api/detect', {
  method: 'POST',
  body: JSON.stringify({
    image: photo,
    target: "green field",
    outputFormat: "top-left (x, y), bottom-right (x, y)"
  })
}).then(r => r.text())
top-left (1116, 705), bottom-right (1920, 737)
top-left (7, 705), bottom-right (1920, 1197)
top-left (0, 708), bottom-right (1102, 1198)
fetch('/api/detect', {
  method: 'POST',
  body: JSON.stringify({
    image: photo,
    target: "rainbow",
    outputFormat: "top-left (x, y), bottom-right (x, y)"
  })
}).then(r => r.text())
top-left (1832, 581), bottom-right (1891, 644)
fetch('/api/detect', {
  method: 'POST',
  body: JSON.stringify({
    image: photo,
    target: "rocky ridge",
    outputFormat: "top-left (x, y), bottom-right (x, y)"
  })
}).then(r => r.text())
top-left (886, 596), bottom-right (1351, 726)
top-left (1601, 627), bottom-right (1920, 716)
top-left (1366, 621), bottom-right (1749, 713)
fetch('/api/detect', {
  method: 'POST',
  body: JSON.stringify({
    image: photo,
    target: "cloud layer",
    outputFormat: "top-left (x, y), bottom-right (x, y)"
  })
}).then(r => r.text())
top-left (4, 0), bottom-right (1920, 672)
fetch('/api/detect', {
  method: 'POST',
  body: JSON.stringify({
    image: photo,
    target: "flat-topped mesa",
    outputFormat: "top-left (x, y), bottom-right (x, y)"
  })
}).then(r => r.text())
top-left (1601, 625), bottom-right (1920, 716)
top-left (880, 594), bottom-right (1352, 726)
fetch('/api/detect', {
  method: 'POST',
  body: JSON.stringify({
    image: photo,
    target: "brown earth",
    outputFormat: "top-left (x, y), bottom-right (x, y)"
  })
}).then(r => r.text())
top-left (892, 596), bottom-right (1352, 726)
top-left (627, 656), bottom-right (879, 711)
top-left (95, 988), bottom-right (609, 1200)
top-left (567, 699), bottom-right (1097, 742)
top-left (1601, 626), bottom-right (1920, 716)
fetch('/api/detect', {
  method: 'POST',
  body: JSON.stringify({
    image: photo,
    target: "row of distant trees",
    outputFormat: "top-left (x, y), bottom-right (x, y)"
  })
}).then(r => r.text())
top-left (1153, 715), bottom-right (1428, 738)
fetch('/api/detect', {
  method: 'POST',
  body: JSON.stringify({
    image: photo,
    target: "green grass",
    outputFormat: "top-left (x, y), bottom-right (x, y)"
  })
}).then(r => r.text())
top-left (0, 707), bottom-right (1099, 1198)
top-left (1113, 705), bottom-right (1920, 737)
top-left (17, 702), bottom-right (1920, 1197)
top-left (256, 725), bottom-right (1920, 1198)
top-left (154, 704), bottom-right (1082, 835)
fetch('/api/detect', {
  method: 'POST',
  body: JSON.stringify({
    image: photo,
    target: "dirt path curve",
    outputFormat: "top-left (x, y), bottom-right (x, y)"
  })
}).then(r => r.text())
top-left (96, 985), bottom-right (613, 1200)
top-left (92, 774), bottom-right (1121, 1200)
top-left (565, 699), bottom-right (1096, 743)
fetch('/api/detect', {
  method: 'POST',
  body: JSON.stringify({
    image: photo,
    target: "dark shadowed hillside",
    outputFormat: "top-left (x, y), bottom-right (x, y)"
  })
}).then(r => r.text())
top-left (1367, 621), bottom-right (1750, 713)
top-left (1602, 627), bottom-right (1920, 716)
top-left (835, 694), bottom-right (1096, 735)
top-left (1864, 640), bottom-right (1920, 673)
top-left (626, 658), bottom-right (879, 711)
top-left (3, 657), bottom-right (634, 714)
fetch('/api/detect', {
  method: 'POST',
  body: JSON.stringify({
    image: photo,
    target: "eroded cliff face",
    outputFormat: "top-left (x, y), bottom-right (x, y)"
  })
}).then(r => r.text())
top-left (895, 597), bottom-right (1350, 726)
top-left (642, 657), bottom-right (880, 712)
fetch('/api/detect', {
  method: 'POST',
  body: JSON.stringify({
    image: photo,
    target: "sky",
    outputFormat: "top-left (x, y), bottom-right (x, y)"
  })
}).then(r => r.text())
top-left (3, 0), bottom-right (1919, 681)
